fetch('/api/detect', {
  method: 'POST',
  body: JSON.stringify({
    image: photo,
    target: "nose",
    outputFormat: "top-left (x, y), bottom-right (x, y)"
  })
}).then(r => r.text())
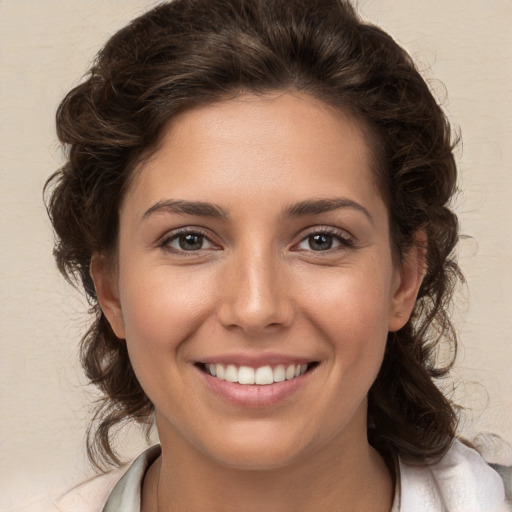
top-left (216, 245), bottom-right (295, 336)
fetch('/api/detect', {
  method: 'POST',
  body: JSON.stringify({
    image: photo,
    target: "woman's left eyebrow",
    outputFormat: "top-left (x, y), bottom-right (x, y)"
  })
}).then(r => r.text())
top-left (281, 198), bottom-right (375, 225)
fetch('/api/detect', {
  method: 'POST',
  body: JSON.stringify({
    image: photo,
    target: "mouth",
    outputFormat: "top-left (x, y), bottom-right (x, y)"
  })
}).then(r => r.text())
top-left (196, 362), bottom-right (319, 386)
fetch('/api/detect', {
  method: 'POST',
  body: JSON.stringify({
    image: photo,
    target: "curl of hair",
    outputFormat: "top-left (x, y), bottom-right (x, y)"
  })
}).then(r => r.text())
top-left (45, 0), bottom-right (461, 470)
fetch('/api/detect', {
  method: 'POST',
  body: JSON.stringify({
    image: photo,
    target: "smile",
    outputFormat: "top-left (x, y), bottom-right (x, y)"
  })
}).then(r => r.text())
top-left (199, 363), bottom-right (315, 385)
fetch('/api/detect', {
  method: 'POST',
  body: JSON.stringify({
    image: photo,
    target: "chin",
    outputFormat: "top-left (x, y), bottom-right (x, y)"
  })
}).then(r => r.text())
top-left (195, 423), bottom-right (322, 472)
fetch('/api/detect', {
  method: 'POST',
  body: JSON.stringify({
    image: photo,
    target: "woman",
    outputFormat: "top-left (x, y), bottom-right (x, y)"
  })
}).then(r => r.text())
top-left (44, 0), bottom-right (509, 510)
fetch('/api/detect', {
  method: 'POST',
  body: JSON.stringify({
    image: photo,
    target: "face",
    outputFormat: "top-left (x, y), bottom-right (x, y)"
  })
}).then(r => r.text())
top-left (94, 92), bottom-right (420, 471)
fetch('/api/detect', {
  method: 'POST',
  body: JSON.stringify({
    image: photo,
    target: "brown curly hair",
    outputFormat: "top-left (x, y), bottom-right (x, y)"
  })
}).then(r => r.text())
top-left (45, 0), bottom-right (461, 470)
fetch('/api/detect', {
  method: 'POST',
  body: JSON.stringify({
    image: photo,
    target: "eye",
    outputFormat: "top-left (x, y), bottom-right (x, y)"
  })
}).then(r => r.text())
top-left (294, 229), bottom-right (354, 252)
top-left (162, 230), bottom-right (217, 252)
top-left (301, 233), bottom-right (336, 251)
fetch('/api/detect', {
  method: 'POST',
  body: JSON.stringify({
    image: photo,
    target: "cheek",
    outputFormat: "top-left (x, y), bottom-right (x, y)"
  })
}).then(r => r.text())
top-left (115, 266), bottom-right (219, 421)
top-left (297, 264), bottom-right (393, 338)
top-left (117, 264), bottom-right (215, 370)
top-left (295, 262), bottom-right (393, 385)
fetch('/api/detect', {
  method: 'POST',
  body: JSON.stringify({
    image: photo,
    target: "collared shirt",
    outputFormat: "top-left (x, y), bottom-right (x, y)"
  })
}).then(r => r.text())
top-left (53, 440), bottom-right (510, 512)
top-left (101, 445), bottom-right (401, 511)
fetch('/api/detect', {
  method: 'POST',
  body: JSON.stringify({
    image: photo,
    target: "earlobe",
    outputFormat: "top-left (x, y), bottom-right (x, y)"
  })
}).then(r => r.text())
top-left (388, 231), bottom-right (427, 332)
top-left (90, 254), bottom-right (126, 339)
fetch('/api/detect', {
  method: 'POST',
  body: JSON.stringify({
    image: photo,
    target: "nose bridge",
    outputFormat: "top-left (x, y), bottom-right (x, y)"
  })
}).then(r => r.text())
top-left (218, 239), bottom-right (293, 334)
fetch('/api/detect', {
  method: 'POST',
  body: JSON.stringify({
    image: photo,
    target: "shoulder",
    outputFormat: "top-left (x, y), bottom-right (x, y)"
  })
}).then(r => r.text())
top-left (53, 445), bottom-right (161, 512)
top-left (3, 468), bottom-right (128, 512)
top-left (399, 440), bottom-right (511, 512)
top-left (51, 466), bottom-right (128, 512)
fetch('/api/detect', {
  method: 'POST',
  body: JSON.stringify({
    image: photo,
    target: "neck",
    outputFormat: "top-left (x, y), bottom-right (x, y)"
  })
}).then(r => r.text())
top-left (142, 423), bottom-right (394, 512)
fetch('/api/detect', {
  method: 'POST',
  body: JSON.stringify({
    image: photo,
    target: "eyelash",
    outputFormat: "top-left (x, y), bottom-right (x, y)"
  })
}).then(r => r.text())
top-left (292, 227), bottom-right (355, 253)
top-left (158, 226), bottom-right (355, 254)
top-left (159, 227), bottom-right (220, 254)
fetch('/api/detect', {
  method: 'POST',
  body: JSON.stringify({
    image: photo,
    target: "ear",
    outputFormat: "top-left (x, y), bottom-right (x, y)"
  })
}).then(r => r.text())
top-left (90, 253), bottom-right (126, 339)
top-left (388, 230), bottom-right (427, 332)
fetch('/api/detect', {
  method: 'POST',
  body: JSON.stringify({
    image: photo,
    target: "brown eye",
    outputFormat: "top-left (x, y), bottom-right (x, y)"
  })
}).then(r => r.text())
top-left (178, 233), bottom-right (204, 250)
top-left (164, 231), bottom-right (216, 252)
top-left (308, 234), bottom-right (334, 251)
top-left (295, 229), bottom-right (354, 253)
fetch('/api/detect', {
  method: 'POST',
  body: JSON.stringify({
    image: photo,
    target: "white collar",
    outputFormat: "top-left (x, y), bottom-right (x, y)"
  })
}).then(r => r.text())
top-left (101, 440), bottom-right (509, 512)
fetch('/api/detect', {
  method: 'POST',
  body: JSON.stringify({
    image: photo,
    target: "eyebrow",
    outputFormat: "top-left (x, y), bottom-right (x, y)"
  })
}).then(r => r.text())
top-left (281, 198), bottom-right (374, 225)
top-left (142, 200), bottom-right (229, 220)
top-left (141, 197), bottom-right (374, 224)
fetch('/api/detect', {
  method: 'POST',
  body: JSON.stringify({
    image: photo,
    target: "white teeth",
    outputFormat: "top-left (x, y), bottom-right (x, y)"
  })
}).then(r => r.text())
top-left (255, 366), bottom-right (274, 385)
top-left (238, 366), bottom-right (255, 384)
top-left (285, 364), bottom-right (296, 380)
top-left (273, 364), bottom-right (286, 383)
top-left (225, 364), bottom-right (238, 383)
top-left (205, 363), bottom-right (310, 385)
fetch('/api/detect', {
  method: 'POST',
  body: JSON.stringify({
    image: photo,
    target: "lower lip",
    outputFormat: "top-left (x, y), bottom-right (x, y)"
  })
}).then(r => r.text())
top-left (198, 367), bottom-right (314, 407)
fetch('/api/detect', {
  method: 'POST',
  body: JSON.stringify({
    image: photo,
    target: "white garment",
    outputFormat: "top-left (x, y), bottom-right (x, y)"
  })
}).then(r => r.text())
top-left (399, 442), bottom-right (510, 511)
top-left (40, 440), bottom-right (510, 511)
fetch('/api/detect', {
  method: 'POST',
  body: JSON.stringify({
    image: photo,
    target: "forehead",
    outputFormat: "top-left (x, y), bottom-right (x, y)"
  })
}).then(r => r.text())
top-left (124, 92), bottom-right (385, 220)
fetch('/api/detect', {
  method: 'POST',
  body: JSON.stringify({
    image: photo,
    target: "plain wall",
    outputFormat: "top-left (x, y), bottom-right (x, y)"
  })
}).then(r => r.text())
top-left (1, 0), bottom-right (511, 508)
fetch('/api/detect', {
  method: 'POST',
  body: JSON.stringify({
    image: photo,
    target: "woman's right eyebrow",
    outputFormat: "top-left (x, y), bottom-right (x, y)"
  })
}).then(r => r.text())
top-left (141, 199), bottom-right (230, 220)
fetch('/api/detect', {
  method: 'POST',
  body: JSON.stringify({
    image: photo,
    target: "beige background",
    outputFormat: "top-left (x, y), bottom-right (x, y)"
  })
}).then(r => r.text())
top-left (1, 0), bottom-right (511, 509)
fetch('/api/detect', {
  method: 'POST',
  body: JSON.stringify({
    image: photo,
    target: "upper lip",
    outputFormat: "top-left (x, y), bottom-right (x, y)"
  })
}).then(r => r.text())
top-left (196, 353), bottom-right (317, 367)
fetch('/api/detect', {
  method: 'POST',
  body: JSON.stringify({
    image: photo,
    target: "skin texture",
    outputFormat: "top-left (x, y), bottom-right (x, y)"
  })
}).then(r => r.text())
top-left (92, 92), bottom-right (424, 511)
